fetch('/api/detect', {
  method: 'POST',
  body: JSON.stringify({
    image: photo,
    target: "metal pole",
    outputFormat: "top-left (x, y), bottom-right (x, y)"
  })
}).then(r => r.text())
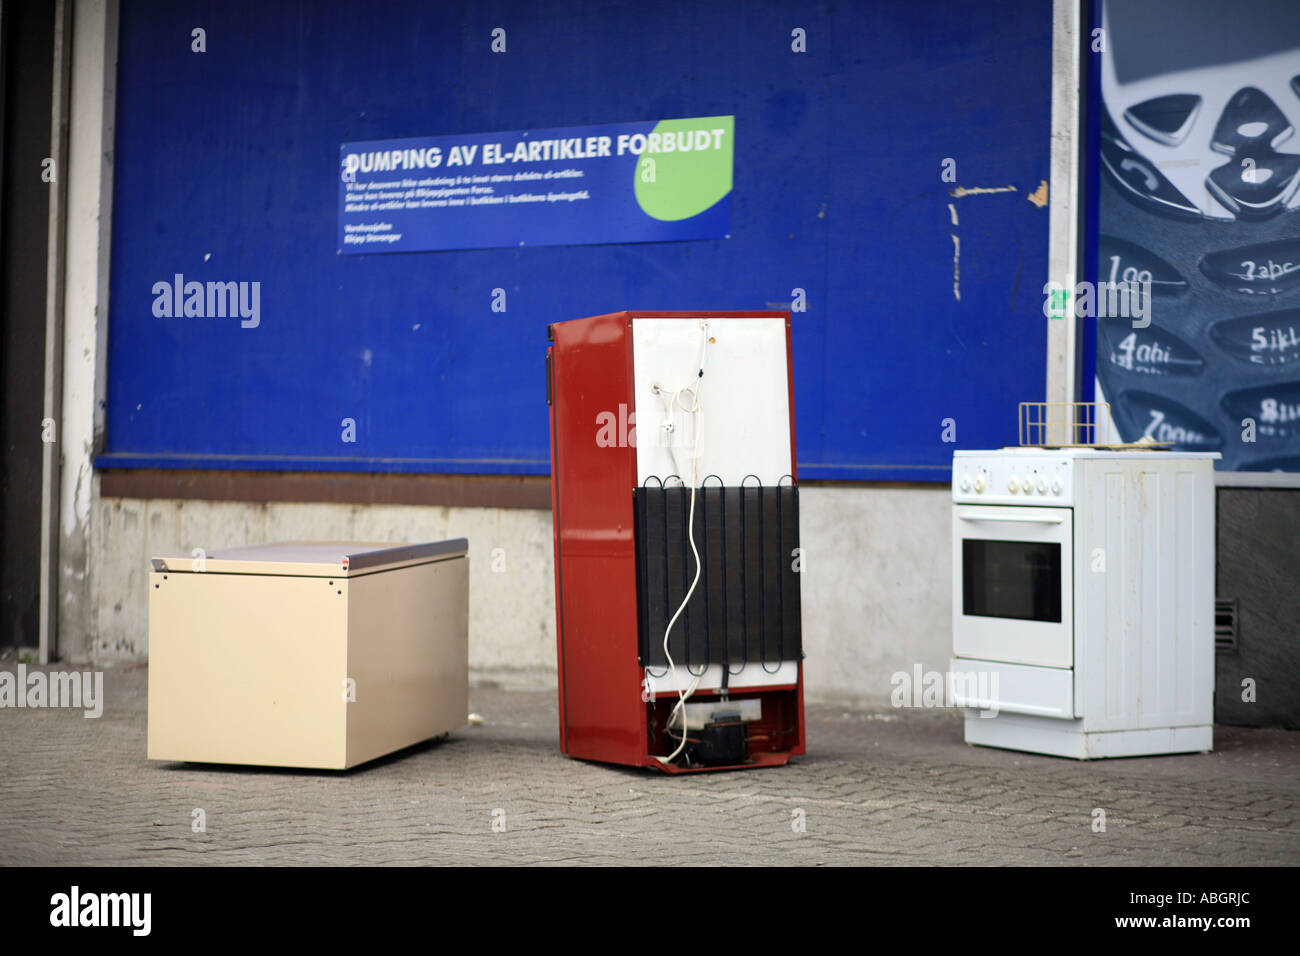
top-left (1047, 0), bottom-right (1082, 412)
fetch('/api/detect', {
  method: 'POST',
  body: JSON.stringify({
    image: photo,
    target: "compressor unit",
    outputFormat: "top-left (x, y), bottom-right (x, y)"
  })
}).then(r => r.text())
top-left (546, 310), bottom-right (805, 772)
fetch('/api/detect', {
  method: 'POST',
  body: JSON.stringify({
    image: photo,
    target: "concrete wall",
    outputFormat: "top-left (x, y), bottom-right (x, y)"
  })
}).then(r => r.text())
top-left (799, 486), bottom-right (952, 705)
top-left (75, 482), bottom-right (951, 707)
top-left (84, 487), bottom-right (558, 686)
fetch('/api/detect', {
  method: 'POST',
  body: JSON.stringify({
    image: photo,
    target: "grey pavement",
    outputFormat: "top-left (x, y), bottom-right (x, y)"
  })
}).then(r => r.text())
top-left (0, 661), bottom-right (1296, 866)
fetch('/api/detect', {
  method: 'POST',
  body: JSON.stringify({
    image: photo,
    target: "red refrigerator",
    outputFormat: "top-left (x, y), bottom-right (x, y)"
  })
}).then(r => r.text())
top-left (547, 311), bottom-right (805, 772)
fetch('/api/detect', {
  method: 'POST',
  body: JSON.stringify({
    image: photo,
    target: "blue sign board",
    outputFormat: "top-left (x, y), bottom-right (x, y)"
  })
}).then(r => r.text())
top-left (103, 0), bottom-right (1053, 482)
top-left (338, 117), bottom-right (734, 253)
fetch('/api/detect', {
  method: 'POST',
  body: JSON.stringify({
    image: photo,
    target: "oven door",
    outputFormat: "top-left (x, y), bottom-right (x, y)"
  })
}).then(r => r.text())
top-left (952, 505), bottom-right (1073, 669)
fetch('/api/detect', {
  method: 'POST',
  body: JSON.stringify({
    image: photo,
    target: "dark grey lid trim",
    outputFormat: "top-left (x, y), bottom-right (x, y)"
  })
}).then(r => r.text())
top-left (344, 538), bottom-right (469, 571)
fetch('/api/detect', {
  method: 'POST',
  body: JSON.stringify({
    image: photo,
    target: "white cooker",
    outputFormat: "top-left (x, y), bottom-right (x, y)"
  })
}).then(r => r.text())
top-left (950, 447), bottom-right (1219, 758)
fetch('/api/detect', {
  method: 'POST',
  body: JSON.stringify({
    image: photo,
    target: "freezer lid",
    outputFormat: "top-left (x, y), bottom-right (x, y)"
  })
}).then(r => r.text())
top-left (149, 539), bottom-right (468, 577)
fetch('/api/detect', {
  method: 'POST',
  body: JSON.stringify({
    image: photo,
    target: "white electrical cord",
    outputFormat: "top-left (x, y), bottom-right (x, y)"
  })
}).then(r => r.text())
top-left (654, 321), bottom-right (710, 765)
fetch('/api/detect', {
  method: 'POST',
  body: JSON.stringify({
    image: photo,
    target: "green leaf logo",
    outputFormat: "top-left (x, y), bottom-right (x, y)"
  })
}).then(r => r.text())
top-left (634, 116), bottom-right (734, 221)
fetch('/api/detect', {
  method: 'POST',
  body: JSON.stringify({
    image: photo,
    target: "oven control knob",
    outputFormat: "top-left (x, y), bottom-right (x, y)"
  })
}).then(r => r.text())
top-left (1052, 478), bottom-right (1063, 494)
top-left (1021, 478), bottom-right (1033, 494)
top-left (974, 476), bottom-right (986, 493)
top-left (1036, 478), bottom-right (1047, 494)
top-left (1008, 476), bottom-right (1019, 493)
top-left (959, 474), bottom-right (971, 492)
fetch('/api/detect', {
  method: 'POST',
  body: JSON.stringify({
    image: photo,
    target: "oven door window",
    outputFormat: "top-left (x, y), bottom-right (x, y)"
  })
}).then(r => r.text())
top-left (962, 539), bottom-right (1062, 623)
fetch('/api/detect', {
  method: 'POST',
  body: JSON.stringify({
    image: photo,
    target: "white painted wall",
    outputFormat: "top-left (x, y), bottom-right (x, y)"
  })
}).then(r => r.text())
top-left (56, 0), bottom-right (117, 663)
top-left (81, 486), bottom-right (952, 706)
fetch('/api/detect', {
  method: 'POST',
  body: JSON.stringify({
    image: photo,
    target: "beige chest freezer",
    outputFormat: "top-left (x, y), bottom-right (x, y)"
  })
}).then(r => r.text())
top-left (147, 539), bottom-right (468, 769)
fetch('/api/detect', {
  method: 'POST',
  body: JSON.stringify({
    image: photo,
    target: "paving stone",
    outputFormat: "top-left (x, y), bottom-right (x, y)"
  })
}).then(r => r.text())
top-left (0, 662), bottom-right (1295, 865)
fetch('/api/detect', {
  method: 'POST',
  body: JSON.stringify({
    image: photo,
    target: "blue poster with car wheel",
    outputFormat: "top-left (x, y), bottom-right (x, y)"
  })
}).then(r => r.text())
top-left (1093, 0), bottom-right (1300, 472)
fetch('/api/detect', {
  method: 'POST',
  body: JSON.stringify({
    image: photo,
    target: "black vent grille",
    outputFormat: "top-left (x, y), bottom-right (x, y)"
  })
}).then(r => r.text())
top-left (1215, 600), bottom-right (1239, 653)
top-left (634, 477), bottom-right (801, 671)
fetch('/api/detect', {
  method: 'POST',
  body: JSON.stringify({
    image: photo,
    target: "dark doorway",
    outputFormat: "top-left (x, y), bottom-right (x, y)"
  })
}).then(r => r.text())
top-left (0, 0), bottom-right (56, 649)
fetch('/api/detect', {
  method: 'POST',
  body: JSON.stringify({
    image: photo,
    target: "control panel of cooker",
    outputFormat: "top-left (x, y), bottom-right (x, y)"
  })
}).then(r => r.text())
top-left (952, 457), bottom-right (1073, 506)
